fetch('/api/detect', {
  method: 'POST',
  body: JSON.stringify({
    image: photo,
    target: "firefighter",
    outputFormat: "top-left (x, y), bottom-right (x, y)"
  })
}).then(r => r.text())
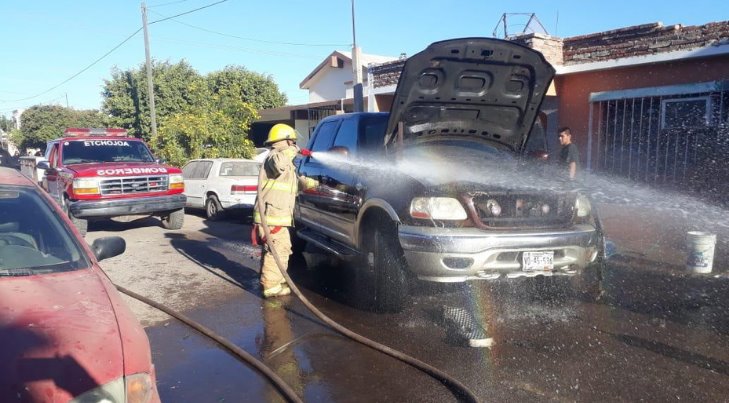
top-left (253, 124), bottom-right (316, 298)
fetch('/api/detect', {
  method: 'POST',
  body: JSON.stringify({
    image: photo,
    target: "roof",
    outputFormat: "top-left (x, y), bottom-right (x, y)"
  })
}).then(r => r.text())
top-left (299, 50), bottom-right (398, 89)
top-left (562, 21), bottom-right (729, 65)
top-left (370, 20), bottom-right (729, 87)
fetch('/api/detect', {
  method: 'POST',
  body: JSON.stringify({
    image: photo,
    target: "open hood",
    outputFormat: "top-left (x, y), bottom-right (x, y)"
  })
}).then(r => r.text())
top-left (385, 37), bottom-right (555, 151)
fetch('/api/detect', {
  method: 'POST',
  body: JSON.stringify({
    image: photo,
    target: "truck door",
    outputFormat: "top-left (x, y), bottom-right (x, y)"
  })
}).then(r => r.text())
top-left (44, 142), bottom-right (62, 203)
top-left (297, 119), bottom-right (338, 238)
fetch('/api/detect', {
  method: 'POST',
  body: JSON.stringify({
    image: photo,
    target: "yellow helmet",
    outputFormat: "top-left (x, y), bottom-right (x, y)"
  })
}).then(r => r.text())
top-left (265, 124), bottom-right (297, 145)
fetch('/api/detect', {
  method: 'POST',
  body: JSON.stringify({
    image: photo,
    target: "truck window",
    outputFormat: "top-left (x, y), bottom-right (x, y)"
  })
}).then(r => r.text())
top-left (48, 144), bottom-right (60, 168)
top-left (332, 118), bottom-right (358, 154)
top-left (62, 140), bottom-right (155, 165)
top-left (310, 121), bottom-right (339, 152)
top-left (359, 115), bottom-right (388, 155)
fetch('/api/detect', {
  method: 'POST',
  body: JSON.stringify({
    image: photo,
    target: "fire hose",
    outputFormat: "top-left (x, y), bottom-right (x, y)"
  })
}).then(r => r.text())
top-left (112, 148), bottom-right (480, 403)
top-left (254, 149), bottom-right (480, 403)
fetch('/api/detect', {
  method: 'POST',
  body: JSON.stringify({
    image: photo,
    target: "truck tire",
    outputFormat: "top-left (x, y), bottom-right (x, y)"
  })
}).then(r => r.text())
top-left (362, 226), bottom-right (409, 313)
top-left (63, 197), bottom-right (88, 237)
top-left (205, 195), bottom-right (224, 221)
top-left (161, 208), bottom-right (185, 230)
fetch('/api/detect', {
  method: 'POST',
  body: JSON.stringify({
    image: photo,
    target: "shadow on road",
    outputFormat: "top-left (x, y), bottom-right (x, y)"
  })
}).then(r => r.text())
top-left (165, 232), bottom-right (261, 295)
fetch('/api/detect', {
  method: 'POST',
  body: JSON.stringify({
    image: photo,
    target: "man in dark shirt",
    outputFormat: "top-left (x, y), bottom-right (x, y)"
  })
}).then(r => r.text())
top-left (558, 127), bottom-right (579, 180)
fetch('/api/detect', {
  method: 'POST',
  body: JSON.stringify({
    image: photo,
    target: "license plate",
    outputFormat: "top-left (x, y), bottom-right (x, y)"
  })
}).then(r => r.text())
top-left (522, 251), bottom-right (554, 272)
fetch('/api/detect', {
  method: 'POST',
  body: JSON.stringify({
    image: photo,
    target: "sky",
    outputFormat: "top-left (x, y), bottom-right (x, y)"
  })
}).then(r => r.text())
top-left (1, 0), bottom-right (727, 118)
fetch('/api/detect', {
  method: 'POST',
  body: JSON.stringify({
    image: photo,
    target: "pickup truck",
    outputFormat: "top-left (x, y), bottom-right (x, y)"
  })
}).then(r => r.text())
top-left (36, 128), bottom-right (186, 236)
top-left (294, 38), bottom-right (604, 312)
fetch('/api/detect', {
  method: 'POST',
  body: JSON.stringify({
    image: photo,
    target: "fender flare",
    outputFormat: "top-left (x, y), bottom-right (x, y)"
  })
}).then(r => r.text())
top-left (354, 198), bottom-right (400, 249)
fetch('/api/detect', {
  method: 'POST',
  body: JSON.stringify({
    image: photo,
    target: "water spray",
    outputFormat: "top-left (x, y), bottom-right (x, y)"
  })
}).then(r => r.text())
top-left (255, 153), bottom-right (480, 403)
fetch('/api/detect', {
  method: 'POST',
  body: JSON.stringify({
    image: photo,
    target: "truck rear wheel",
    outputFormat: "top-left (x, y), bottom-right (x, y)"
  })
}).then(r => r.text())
top-left (161, 208), bottom-right (185, 230)
top-left (63, 197), bottom-right (88, 237)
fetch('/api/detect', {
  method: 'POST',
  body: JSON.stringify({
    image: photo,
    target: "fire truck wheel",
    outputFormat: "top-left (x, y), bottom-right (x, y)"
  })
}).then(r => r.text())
top-left (63, 197), bottom-right (87, 237)
top-left (161, 208), bottom-right (185, 230)
top-left (205, 195), bottom-right (223, 221)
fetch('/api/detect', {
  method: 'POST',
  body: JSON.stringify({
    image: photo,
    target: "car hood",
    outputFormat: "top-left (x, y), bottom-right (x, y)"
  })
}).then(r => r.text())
top-left (0, 269), bottom-right (123, 401)
top-left (68, 162), bottom-right (180, 178)
top-left (384, 37), bottom-right (555, 151)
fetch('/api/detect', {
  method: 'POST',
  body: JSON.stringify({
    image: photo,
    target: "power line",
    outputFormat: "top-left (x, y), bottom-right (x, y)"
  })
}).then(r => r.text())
top-left (0, 0), bottom-right (230, 105)
top-left (154, 36), bottom-right (319, 59)
top-left (148, 0), bottom-right (228, 24)
top-left (0, 28), bottom-right (142, 103)
top-left (149, 9), bottom-right (350, 47)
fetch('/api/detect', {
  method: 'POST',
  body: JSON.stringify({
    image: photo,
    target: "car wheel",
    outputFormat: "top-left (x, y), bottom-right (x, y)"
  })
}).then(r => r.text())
top-left (63, 197), bottom-right (88, 237)
top-left (361, 225), bottom-right (409, 313)
top-left (205, 195), bottom-right (224, 220)
top-left (161, 208), bottom-right (185, 230)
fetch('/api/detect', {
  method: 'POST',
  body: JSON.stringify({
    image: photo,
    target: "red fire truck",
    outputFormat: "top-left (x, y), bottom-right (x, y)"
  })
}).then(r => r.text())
top-left (36, 128), bottom-right (186, 236)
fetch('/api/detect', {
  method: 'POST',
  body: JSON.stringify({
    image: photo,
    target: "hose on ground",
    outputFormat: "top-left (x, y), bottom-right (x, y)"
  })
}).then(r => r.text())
top-left (115, 285), bottom-right (303, 403)
top-left (256, 163), bottom-right (480, 403)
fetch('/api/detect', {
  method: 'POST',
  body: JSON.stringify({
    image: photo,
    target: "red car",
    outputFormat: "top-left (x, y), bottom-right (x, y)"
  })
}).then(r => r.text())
top-left (0, 167), bottom-right (160, 402)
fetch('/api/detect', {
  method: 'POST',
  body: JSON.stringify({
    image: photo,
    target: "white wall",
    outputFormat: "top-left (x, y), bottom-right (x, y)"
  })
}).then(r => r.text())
top-left (307, 60), bottom-right (353, 103)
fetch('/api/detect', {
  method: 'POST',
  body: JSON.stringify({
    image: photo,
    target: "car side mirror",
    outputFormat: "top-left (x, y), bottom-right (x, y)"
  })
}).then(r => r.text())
top-left (36, 160), bottom-right (50, 170)
top-left (91, 236), bottom-right (126, 261)
top-left (328, 146), bottom-right (350, 158)
top-left (155, 158), bottom-right (166, 164)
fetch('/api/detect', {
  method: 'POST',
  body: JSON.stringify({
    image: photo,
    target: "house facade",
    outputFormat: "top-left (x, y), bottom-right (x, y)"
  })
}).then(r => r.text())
top-left (256, 20), bottom-right (729, 198)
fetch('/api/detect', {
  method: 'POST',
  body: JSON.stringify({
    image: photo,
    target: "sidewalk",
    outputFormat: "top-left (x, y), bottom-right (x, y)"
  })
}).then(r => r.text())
top-left (597, 202), bottom-right (728, 276)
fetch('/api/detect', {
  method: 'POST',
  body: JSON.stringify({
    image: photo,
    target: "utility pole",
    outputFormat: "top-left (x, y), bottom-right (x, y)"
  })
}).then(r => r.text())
top-left (351, 0), bottom-right (363, 112)
top-left (141, 2), bottom-right (158, 138)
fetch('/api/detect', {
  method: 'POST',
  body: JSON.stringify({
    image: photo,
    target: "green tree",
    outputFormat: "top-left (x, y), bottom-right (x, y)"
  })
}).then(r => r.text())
top-left (16, 105), bottom-right (108, 150)
top-left (102, 60), bottom-right (207, 140)
top-left (151, 94), bottom-right (258, 167)
top-left (0, 115), bottom-right (13, 132)
top-left (207, 66), bottom-right (287, 110)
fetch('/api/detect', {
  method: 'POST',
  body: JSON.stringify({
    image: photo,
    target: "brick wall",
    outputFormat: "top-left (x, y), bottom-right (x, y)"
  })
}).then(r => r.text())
top-left (511, 33), bottom-right (564, 65)
top-left (563, 21), bottom-right (729, 65)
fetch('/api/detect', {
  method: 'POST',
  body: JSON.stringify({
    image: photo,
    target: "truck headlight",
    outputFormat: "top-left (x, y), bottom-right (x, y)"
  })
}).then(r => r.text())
top-left (169, 174), bottom-right (184, 190)
top-left (72, 178), bottom-right (100, 195)
top-left (575, 194), bottom-right (592, 218)
top-left (410, 197), bottom-right (467, 220)
top-left (70, 373), bottom-right (156, 403)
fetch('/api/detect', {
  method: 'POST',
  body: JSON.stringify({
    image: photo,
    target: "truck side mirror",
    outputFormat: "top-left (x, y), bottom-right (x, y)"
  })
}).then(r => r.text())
top-left (36, 160), bottom-right (50, 170)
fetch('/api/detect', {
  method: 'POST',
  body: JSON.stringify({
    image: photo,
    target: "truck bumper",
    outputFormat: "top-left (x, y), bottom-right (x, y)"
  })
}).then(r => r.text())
top-left (70, 194), bottom-right (187, 218)
top-left (398, 224), bottom-right (600, 282)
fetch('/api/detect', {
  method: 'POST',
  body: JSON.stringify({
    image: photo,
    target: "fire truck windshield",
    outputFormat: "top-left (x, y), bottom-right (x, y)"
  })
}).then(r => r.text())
top-left (61, 139), bottom-right (156, 164)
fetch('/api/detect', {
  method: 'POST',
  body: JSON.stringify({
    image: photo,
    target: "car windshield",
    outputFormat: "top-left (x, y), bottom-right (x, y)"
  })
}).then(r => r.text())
top-left (62, 139), bottom-right (155, 164)
top-left (0, 186), bottom-right (89, 275)
top-left (218, 161), bottom-right (260, 176)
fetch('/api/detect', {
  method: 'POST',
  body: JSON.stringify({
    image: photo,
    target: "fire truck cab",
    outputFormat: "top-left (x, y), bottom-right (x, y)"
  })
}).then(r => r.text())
top-left (38, 128), bottom-right (186, 236)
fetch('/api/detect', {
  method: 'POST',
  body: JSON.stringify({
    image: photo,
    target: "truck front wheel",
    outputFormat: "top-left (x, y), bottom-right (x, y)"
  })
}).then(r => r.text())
top-left (63, 197), bottom-right (88, 237)
top-left (360, 225), bottom-right (409, 313)
top-left (161, 208), bottom-right (185, 230)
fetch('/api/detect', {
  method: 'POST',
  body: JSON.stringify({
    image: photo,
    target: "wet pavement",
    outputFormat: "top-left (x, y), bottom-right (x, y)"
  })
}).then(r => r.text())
top-left (90, 211), bottom-right (729, 402)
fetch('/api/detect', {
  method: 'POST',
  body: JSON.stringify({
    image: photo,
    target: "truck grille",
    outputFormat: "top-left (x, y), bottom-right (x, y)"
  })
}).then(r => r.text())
top-left (466, 192), bottom-right (575, 229)
top-left (99, 175), bottom-right (169, 195)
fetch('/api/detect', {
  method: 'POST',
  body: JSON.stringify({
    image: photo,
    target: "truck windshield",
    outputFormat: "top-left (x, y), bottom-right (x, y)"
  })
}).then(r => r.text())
top-left (62, 139), bottom-right (155, 164)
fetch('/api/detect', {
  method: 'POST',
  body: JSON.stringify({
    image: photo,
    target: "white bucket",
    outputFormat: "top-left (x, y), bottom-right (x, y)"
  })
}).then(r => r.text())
top-left (686, 231), bottom-right (717, 274)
